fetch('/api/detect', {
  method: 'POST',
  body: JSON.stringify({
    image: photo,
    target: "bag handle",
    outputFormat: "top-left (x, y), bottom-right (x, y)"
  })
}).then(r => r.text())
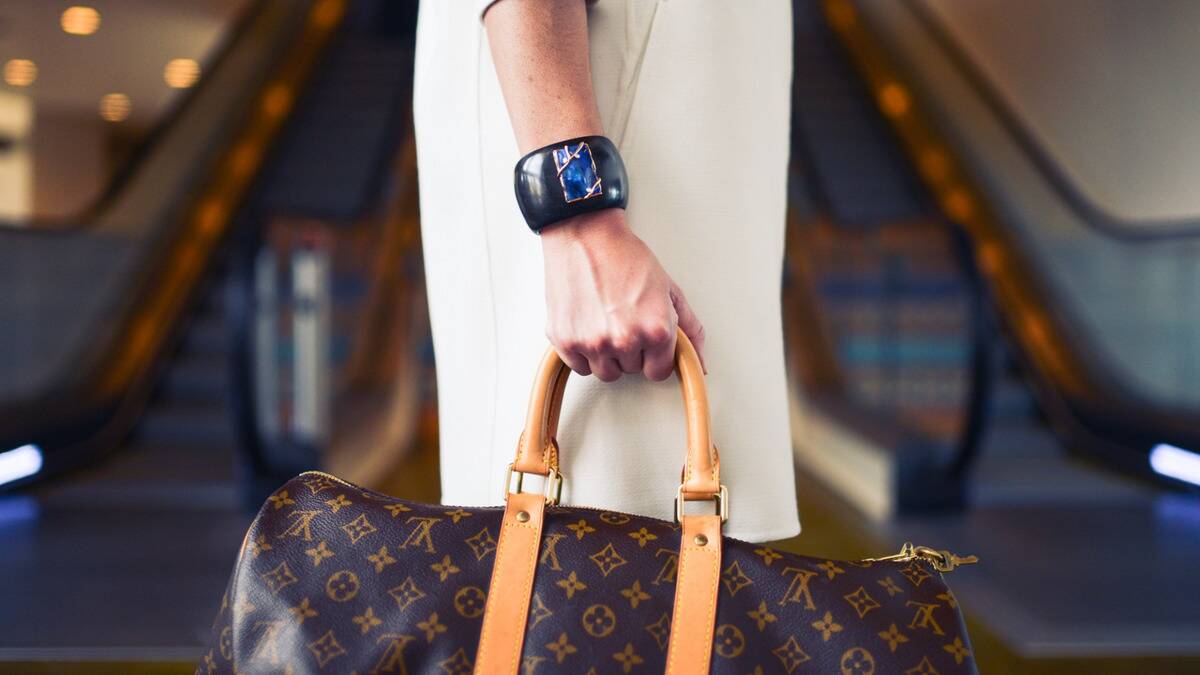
top-left (508, 328), bottom-right (724, 507)
top-left (478, 329), bottom-right (724, 675)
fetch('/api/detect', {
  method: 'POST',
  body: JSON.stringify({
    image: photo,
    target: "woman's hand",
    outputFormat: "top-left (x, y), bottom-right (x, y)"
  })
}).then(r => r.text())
top-left (541, 208), bottom-right (706, 382)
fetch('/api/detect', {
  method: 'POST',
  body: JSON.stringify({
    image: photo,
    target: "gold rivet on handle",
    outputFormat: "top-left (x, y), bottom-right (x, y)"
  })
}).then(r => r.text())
top-left (515, 510), bottom-right (530, 523)
top-left (693, 534), bottom-right (708, 546)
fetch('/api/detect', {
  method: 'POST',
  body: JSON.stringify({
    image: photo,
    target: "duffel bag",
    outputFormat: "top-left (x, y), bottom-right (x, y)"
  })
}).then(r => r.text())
top-left (200, 330), bottom-right (978, 674)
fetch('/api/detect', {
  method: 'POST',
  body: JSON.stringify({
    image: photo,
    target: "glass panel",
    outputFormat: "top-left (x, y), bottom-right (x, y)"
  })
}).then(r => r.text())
top-left (0, 0), bottom-right (252, 225)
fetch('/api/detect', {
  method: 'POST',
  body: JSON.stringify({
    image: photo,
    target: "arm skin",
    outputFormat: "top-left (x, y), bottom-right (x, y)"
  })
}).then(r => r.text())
top-left (484, 0), bottom-right (707, 382)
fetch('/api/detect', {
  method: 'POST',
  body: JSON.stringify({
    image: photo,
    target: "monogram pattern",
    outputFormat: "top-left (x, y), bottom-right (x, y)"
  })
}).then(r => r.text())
top-left (200, 472), bottom-right (978, 674)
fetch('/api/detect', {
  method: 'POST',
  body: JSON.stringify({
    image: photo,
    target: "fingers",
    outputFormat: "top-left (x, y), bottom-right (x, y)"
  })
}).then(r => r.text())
top-left (641, 324), bottom-right (677, 382)
top-left (613, 332), bottom-right (645, 375)
top-left (671, 284), bottom-right (707, 374)
top-left (554, 346), bottom-right (592, 376)
top-left (591, 356), bottom-right (623, 383)
top-left (547, 287), bottom-right (705, 383)
top-left (552, 327), bottom-right (676, 382)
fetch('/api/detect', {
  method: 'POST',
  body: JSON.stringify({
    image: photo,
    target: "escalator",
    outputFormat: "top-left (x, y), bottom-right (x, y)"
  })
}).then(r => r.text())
top-left (782, 0), bottom-right (1200, 668)
top-left (4, 0), bottom-right (1195, 669)
top-left (0, 0), bottom-right (335, 491)
top-left (0, 0), bottom-right (422, 666)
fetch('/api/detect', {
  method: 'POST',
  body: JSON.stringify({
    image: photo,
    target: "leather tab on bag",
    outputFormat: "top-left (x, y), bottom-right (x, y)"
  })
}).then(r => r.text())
top-left (665, 514), bottom-right (723, 674)
top-left (512, 352), bottom-right (569, 475)
top-left (474, 492), bottom-right (546, 675)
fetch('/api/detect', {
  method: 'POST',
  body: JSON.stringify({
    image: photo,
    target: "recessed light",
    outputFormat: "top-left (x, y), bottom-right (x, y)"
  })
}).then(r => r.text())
top-left (3, 59), bottom-right (37, 87)
top-left (164, 58), bottom-right (201, 89)
top-left (61, 6), bottom-right (101, 36)
top-left (99, 93), bottom-right (132, 122)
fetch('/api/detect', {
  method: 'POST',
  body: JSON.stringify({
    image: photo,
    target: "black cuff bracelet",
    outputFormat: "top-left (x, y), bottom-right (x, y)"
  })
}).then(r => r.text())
top-left (513, 135), bottom-right (628, 233)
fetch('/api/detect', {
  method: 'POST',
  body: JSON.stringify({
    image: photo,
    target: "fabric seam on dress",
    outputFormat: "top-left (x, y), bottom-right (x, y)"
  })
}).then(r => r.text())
top-left (475, 26), bottom-right (502, 501)
top-left (611, 0), bottom-right (664, 149)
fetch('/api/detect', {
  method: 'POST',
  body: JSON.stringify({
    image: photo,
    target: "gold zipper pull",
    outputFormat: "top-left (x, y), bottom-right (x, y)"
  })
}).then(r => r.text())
top-left (862, 542), bottom-right (979, 573)
top-left (862, 542), bottom-right (917, 564)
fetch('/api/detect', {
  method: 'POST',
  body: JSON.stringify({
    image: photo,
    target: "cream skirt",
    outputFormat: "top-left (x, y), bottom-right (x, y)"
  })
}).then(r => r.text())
top-left (413, 0), bottom-right (799, 541)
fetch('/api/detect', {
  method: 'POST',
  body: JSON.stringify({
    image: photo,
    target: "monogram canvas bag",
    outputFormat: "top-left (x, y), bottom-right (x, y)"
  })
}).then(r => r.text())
top-left (201, 331), bottom-right (979, 674)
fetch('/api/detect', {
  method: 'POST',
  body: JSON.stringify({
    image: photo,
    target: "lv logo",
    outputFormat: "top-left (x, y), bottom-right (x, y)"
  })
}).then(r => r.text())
top-left (653, 548), bottom-right (678, 586)
top-left (779, 567), bottom-right (819, 610)
top-left (249, 621), bottom-right (284, 666)
top-left (370, 633), bottom-right (416, 674)
top-left (905, 601), bottom-right (945, 636)
top-left (400, 517), bottom-right (440, 554)
top-left (278, 510), bottom-right (321, 542)
top-left (539, 533), bottom-right (567, 571)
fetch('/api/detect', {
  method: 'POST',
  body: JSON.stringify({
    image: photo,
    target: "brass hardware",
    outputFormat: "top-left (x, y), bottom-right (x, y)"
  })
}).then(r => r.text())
top-left (674, 484), bottom-right (729, 523)
top-left (693, 534), bottom-right (708, 546)
top-left (515, 510), bottom-right (530, 523)
top-left (863, 542), bottom-right (979, 573)
top-left (503, 464), bottom-right (564, 506)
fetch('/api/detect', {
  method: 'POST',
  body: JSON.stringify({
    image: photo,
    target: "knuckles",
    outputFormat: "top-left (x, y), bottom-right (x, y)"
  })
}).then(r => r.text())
top-left (549, 320), bottom-right (679, 381)
top-left (556, 323), bottom-right (673, 358)
top-left (640, 324), bottom-right (673, 348)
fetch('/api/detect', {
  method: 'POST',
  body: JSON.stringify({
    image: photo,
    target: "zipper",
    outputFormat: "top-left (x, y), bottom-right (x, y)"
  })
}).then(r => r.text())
top-left (297, 472), bottom-right (980, 571)
top-left (297, 470), bottom-right (669, 517)
top-left (862, 541), bottom-right (979, 573)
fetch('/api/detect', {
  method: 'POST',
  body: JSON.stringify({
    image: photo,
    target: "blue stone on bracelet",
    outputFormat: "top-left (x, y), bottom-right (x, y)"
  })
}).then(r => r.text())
top-left (554, 142), bottom-right (602, 203)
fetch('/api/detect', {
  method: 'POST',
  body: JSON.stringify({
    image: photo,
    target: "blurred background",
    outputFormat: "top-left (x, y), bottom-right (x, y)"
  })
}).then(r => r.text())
top-left (0, 0), bottom-right (1197, 672)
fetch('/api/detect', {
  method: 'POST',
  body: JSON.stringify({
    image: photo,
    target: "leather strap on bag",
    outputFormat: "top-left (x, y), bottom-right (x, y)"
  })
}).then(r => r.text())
top-left (666, 514), bottom-right (723, 674)
top-left (475, 330), bottom-right (724, 674)
top-left (474, 492), bottom-right (546, 674)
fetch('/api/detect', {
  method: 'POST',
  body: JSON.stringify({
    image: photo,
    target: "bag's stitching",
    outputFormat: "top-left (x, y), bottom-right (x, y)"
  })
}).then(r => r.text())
top-left (665, 545), bottom-right (689, 672)
top-left (666, 533), bottom-right (719, 673)
top-left (699, 548), bottom-right (719, 672)
top-left (476, 518), bottom-right (510, 669)
top-left (477, 506), bottom-right (542, 674)
top-left (511, 517), bottom-right (540, 673)
top-left (477, 522), bottom-right (507, 668)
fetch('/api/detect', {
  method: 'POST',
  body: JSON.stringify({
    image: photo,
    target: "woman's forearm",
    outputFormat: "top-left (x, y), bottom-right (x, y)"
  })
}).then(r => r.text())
top-left (483, 0), bottom-right (707, 380)
top-left (484, 0), bottom-right (604, 154)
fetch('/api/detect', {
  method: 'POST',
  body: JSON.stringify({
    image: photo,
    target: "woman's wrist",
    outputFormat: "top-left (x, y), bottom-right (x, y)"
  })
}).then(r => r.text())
top-left (539, 208), bottom-right (632, 248)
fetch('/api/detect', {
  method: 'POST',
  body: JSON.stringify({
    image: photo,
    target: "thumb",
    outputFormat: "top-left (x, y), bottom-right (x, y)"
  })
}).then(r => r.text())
top-left (670, 284), bottom-right (707, 374)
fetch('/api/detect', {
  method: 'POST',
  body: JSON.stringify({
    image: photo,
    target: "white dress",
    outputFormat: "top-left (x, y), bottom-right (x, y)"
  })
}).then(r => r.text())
top-left (413, 0), bottom-right (799, 542)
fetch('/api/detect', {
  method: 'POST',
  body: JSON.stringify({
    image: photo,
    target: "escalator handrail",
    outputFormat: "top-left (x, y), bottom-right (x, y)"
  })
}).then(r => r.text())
top-left (826, 0), bottom-right (1200, 469)
top-left (902, 0), bottom-right (1200, 242)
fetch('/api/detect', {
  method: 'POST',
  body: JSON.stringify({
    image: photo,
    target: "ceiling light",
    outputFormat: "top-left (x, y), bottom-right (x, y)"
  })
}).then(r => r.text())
top-left (61, 6), bottom-right (101, 35)
top-left (164, 58), bottom-right (201, 89)
top-left (3, 59), bottom-right (37, 87)
top-left (99, 93), bottom-right (132, 122)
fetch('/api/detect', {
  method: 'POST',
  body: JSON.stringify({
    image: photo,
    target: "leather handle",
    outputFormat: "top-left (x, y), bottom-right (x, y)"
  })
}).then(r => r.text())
top-left (512, 329), bottom-right (721, 499)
